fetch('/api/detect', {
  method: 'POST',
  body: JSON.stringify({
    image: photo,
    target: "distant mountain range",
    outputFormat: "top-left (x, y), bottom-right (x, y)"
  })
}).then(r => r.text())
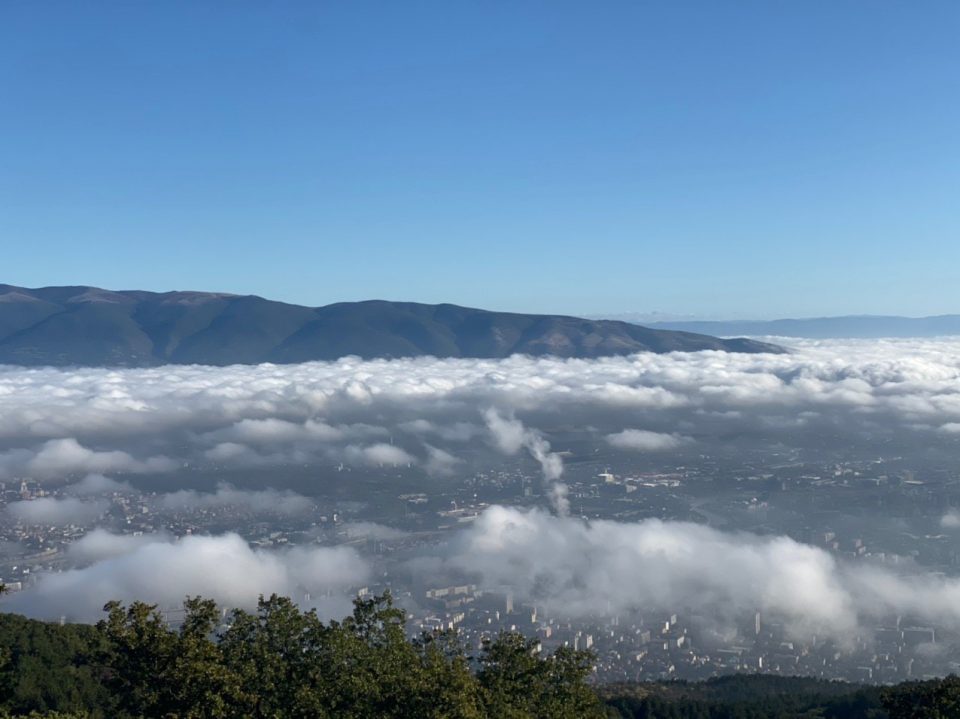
top-left (642, 315), bottom-right (960, 339)
top-left (0, 285), bottom-right (781, 367)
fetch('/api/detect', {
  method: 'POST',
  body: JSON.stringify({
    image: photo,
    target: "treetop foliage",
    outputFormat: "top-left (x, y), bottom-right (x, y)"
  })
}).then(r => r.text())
top-left (0, 592), bottom-right (957, 718)
top-left (2, 591), bottom-right (602, 719)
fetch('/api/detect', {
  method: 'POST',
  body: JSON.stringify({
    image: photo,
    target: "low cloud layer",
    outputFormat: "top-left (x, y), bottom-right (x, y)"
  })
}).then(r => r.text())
top-left (5, 532), bottom-right (369, 622)
top-left (67, 528), bottom-right (172, 564)
top-left (0, 438), bottom-right (175, 481)
top-left (17, 503), bottom-right (960, 637)
top-left (66, 473), bottom-right (134, 495)
top-left (1, 339), bottom-right (960, 487)
top-left (439, 506), bottom-right (960, 641)
top-left (2, 341), bottom-right (960, 633)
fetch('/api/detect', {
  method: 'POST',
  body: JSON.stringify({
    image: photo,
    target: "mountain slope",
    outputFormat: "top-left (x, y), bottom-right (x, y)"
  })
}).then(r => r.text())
top-left (0, 285), bottom-right (782, 366)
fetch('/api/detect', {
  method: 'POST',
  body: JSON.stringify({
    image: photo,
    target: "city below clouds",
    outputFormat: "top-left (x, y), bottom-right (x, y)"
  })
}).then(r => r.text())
top-left (3, 338), bottom-right (960, 634)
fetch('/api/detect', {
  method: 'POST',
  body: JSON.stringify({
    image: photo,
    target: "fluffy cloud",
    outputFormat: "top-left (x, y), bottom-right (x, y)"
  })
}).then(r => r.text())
top-left (440, 505), bottom-right (960, 640)
top-left (0, 438), bottom-right (175, 481)
top-left (483, 409), bottom-right (529, 455)
top-left (2, 340), bottom-right (960, 481)
top-left (66, 473), bottom-right (134, 495)
top-left (941, 510), bottom-right (960, 530)
top-left (203, 418), bottom-right (385, 445)
top-left (423, 445), bottom-right (462, 477)
top-left (4, 532), bottom-right (369, 622)
top-left (606, 429), bottom-right (692, 452)
top-left (4, 341), bottom-right (960, 636)
top-left (67, 528), bottom-right (171, 564)
top-left (345, 443), bottom-right (415, 467)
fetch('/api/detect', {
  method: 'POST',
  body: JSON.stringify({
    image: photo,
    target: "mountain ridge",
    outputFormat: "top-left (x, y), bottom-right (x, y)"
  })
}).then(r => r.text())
top-left (0, 285), bottom-right (782, 366)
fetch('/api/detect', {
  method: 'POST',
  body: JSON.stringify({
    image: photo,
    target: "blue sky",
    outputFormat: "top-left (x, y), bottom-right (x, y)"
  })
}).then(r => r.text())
top-left (2, 1), bottom-right (958, 318)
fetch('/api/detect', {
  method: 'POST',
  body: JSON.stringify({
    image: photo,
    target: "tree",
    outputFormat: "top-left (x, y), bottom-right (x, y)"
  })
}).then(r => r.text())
top-left (219, 594), bottom-right (330, 718)
top-left (97, 598), bottom-right (244, 719)
top-left (0, 613), bottom-right (106, 717)
top-left (881, 675), bottom-right (960, 719)
top-left (6, 592), bottom-right (609, 718)
top-left (166, 597), bottom-right (245, 718)
top-left (478, 632), bottom-right (604, 719)
top-left (412, 630), bottom-right (483, 719)
top-left (309, 592), bottom-right (481, 718)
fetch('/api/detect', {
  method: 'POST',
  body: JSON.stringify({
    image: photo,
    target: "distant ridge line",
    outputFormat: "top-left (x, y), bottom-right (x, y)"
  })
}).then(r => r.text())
top-left (0, 284), bottom-right (783, 367)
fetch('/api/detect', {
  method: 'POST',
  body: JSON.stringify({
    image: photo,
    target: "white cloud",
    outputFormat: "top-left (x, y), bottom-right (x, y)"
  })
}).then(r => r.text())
top-left (0, 438), bottom-right (175, 481)
top-left (606, 429), bottom-right (692, 452)
top-left (66, 473), bottom-right (134, 495)
top-left (1, 341), bottom-right (960, 636)
top-left (3, 533), bottom-right (369, 622)
top-left (423, 445), bottom-right (462, 477)
top-left (483, 409), bottom-right (528, 455)
top-left (203, 418), bottom-right (387, 446)
top-left (0, 339), bottom-right (959, 480)
top-left (208, 417), bottom-right (344, 444)
top-left (68, 529), bottom-right (170, 564)
top-left (440, 505), bottom-right (960, 640)
top-left (941, 510), bottom-right (960, 530)
top-left (345, 443), bottom-right (415, 466)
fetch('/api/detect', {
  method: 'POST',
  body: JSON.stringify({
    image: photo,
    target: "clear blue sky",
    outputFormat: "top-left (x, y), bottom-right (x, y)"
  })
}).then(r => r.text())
top-left (2, 1), bottom-right (958, 318)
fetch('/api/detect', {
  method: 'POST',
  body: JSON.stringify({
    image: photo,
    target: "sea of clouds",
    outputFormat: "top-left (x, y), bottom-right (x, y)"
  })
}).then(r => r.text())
top-left (3, 338), bottom-right (960, 480)
top-left (2, 338), bottom-right (960, 630)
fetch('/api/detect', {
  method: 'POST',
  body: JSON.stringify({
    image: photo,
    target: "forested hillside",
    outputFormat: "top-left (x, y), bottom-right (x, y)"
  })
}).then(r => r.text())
top-left (0, 592), bottom-right (600, 718)
top-left (0, 592), bottom-right (956, 718)
top-left (0, 285), bottom-right (781, 366)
